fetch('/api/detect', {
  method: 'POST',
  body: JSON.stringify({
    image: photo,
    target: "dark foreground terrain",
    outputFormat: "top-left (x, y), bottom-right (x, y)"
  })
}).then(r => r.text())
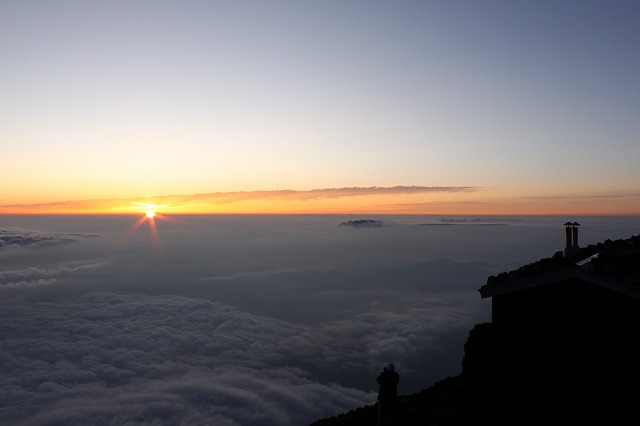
top-left (310, 374), bottom-right (464, 426)
top-left (312, 322), bottom-right (640, 426)
top-left (312, 234), bottom-right (640, 425)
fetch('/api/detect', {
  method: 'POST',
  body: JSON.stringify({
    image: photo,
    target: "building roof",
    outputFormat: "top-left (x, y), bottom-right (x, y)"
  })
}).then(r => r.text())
top-left (479, 234), bottom-right (640, 300)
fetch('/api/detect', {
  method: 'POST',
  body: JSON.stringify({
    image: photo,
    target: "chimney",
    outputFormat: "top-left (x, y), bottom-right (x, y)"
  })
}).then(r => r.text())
top-left (563, 222), bottom-right (580, 257)
top-left (572, 222), bottom-right (580, 251)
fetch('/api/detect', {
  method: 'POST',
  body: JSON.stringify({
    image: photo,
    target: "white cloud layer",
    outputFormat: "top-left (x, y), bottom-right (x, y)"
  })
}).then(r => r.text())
top-left (0, 292), bottom-right (478, 425)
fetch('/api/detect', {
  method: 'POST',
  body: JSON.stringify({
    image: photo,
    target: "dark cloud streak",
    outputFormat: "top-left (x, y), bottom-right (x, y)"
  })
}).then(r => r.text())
top-left (0, 230), bottom-right (76, 247)
top-left (0, 186), bottom-right (479, 213)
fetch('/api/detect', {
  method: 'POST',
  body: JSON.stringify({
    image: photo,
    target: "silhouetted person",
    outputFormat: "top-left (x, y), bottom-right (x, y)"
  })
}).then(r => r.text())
top-left (376, 363), bottom-right (399, 426)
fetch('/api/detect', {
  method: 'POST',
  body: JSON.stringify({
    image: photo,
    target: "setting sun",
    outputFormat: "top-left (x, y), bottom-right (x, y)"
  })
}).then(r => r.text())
top-left (146, 209), bottom-right (155, 219)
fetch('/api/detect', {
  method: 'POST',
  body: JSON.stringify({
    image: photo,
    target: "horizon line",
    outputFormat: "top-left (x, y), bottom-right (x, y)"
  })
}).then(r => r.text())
top-left (2, 185), bottom-right (638, 216)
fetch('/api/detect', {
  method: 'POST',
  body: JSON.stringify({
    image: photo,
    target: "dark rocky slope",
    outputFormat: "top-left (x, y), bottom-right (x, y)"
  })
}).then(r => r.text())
top-left (311, 320), bottom-right (640, 425)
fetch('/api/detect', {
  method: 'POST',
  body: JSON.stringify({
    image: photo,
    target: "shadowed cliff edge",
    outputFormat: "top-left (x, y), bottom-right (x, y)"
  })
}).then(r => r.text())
top-left (311, 230), bottom-right (640, 425)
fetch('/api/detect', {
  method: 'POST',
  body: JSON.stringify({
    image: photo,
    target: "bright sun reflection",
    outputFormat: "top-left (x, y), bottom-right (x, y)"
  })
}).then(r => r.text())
top-left (146, 209), bottom-right (155, 219)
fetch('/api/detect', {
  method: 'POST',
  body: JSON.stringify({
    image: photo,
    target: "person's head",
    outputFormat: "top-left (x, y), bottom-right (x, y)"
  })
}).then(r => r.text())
top-left (386, 363), bottom-right (395, 372)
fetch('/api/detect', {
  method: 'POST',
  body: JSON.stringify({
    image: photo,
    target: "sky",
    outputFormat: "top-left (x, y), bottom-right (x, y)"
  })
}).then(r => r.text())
top-left (2, 0), bottom-right (640, 215)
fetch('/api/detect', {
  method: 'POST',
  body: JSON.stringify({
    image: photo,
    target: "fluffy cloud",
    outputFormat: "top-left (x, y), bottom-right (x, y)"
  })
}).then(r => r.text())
top-left (0, 290), bottom-right (480, 425)
top-left (1, 293), bottom-right (376, 425)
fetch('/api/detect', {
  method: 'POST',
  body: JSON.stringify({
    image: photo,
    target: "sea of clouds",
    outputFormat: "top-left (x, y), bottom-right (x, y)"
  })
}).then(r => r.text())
top-left (1, 215), bottom-right (636, 425)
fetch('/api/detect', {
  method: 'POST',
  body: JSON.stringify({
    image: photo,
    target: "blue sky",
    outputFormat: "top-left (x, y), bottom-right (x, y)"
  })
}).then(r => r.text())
top-left (1, 1), bottom-right (639, 214)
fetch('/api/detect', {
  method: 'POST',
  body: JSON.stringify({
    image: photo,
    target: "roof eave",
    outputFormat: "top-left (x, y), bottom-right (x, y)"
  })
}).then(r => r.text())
top-left (479, 266), bottom-right (640, 300)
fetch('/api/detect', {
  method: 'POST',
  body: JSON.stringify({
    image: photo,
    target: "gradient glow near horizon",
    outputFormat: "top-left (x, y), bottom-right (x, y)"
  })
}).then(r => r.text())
top-left (1, 1), bottom-right (639, 215)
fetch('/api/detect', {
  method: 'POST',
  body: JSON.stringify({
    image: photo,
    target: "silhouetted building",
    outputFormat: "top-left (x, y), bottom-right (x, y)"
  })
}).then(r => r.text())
top-left (479, 227), bottom-right (640, 328)
top-left (462, 225), bottom-right (640, 425)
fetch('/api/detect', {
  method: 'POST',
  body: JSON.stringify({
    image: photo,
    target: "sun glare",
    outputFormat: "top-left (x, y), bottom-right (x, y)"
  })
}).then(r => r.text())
top-left (125, 204), bottom-right (167, 253)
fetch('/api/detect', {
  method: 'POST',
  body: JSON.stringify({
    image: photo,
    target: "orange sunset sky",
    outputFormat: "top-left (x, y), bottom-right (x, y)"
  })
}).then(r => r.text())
top-left (2, 1), bottom-right (639, 216)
